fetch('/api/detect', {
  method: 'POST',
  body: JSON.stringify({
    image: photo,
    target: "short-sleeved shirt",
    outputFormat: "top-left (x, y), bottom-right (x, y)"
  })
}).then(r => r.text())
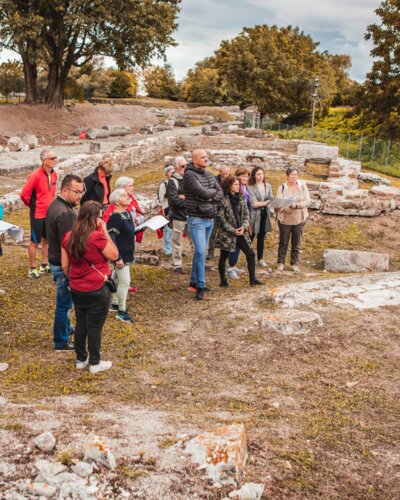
top-left (62, 230), bottom-right (110, 292)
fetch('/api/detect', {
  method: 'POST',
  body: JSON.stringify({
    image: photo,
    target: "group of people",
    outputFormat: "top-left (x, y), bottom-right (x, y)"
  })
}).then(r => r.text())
top-left (20, 147), bottom-right (310, 374)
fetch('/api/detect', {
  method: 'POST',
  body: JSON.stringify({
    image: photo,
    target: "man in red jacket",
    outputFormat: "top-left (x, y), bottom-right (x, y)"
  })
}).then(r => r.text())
top-left (20, 149), bottom-right (58, 278)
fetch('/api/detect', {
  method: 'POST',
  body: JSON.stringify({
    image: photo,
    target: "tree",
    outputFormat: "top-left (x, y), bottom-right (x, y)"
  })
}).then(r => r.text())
top-left (143, 64), bottom-right (180, 100)
top-left (0, 0), bottom-right (180, 107)
top-left (108, 71), bottom-right (137, 98)
top-left (214, 25), bottom-right (340, 119)
top-left (358, 0), bottom-right (400, 138)
top-left (0, 60), bottom-right (24, 99)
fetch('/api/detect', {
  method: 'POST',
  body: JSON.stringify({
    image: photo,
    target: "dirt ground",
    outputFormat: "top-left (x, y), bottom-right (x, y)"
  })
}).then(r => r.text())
top-left (1, 161), bottom-right (400, 498)
top-left (0, 103), bottom-right (158, 141)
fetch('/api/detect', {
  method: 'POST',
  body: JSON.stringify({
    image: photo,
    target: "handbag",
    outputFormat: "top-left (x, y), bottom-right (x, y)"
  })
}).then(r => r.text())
top-left (83, 258), bottom-right (118, 293)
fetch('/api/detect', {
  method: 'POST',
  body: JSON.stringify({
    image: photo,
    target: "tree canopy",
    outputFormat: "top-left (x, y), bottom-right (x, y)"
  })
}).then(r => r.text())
top-left (143, 64), bottom-right (180, 100)
top-left (0, 0), bottom-right (180, 107)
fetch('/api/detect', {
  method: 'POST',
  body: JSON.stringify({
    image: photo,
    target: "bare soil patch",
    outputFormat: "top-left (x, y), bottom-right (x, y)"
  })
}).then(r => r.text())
top-left (1, 161), bottom-right (400, 498)
top-left (0, 103), bottom-right (158, 141)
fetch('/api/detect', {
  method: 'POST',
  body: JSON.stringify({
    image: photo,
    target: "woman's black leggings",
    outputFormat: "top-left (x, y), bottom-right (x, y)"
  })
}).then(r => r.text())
top-left (219, 236), bottom-right (256, 283)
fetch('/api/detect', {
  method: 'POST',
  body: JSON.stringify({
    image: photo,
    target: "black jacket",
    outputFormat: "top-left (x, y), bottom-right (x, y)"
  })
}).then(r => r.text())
top-left (167, 173), bottom-right (186, 221)
top-left (81, 167), bottom-right (111, 206)
top-left (183, 163), bottom-right (224, 219)
top-left (46, 196), bottom-right (77, 265)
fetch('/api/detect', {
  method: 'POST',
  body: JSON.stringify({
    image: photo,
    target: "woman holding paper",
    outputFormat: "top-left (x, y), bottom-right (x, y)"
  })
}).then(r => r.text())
top-left (276, 167), bottom-right (310, 272)
top-left (107, 189), bottom-right (136, 322)
top-left (247, 167), bottom-right (273, 268)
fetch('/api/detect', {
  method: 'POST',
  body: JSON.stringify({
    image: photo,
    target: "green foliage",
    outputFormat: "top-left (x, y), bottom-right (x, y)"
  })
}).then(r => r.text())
top-left (143, 64), bottom-right (180, 100)
top-left (108, 71), bottom-right (137, 98)
top-left (64, 77), bottom-right (84, 101)
top-left (0, 59), bottom-right (24, 97)
top-left (0, 0), bottom-right (181, 107)
top-left (358, 0), bottom-right (400, 139)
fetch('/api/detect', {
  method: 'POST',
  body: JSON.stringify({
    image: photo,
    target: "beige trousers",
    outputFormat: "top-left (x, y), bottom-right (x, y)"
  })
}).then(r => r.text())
top-left (111, 264), bottom-right (131, 312)
top-left (172, 219), bottom-right (192, 269)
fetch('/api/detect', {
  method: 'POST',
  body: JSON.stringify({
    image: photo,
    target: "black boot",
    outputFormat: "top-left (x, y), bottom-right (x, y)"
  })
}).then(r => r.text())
top-left (250, 278), bottom-right (263, 286)
top-left (220, 278), bottom-right (228, 288)
top-left (195, 288), bottom-right (205, 300)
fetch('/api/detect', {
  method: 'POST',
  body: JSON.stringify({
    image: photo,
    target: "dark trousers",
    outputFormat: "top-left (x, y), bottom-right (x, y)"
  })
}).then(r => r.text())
top-left (278, 222), bottom-right (305, 265)
top-left (251, 209), bottom-right (268, 261)
top-left (219, 236), bottom-right (256, 283)
top-left (71, 286), bottom-right (110, 365)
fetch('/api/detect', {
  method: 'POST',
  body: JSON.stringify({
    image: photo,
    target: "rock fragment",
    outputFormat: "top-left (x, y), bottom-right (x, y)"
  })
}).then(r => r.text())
top-left (0, 363), bottom-right (9, 372)
top-left (323, 249), bottom-right (389, 273)
top-left (34, 432), bottom-right (56, 452)
top-left (72, 461), bottom-right (94, 478)
top-left (229, 482), bottom-right (265, 499)
top-left (261, 309), bottom-right (323, 335)
top-left (83, 434), bottom-right (116, 469)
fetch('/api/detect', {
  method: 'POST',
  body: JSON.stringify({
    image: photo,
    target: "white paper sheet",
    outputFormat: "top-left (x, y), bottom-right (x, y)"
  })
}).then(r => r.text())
top-left (268, 197), bottom-right (299, 209)
top-left (135, 215), bottom-right (169, 232)
top-left (0, 220), bottom-right (24, 242)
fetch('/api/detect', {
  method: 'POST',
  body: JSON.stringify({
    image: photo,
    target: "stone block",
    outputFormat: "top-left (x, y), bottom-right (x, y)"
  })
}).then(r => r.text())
top-left (324, 249), bottom-right (389, 273)
top-left (369, 185), bottom-right (398, 199)
top-left (102, 125), bottom-right (131, 136)
top-left (83, 434), bottom-right (116, 469)
top-left (140, 125), bottom-right (154, 134)
top-left (34, 432), bottom-right (56, 452)
top-left (297, 143), bottom-right (339, 160)
top-left (21, 133), bottom-right (39, 149)
top-left (7, 136), bottom-right (23, 151)
top-left (358, 172), bottom-right (391, 186)
top-left (89, 142), bottom-right (101, 153)
top-left (261, 309), bottom-right (323, 335)
top-left (185, 424), bottom-right (247, 487)
top-left (86, 128), bottom-right (109, 140)
top-left (25, 482), bottom-right (57, 497)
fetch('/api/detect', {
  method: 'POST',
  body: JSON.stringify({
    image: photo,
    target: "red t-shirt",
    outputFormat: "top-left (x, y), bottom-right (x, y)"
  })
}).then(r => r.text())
top-left (62, 230), bottom-right (110, 292)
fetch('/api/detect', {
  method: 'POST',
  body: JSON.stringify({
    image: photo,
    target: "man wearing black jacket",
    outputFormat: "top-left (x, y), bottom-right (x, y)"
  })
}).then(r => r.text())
top-left (167, 156), bottom-right (189, 273)
top-left (46, 174), bottom-right (83, 350)
top-left (183, 149), bottom-right (223, 300)
top-left (81, 159), bottom-right (113, 207)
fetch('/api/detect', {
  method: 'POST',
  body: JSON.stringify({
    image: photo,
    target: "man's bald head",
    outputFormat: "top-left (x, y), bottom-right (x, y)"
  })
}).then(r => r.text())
top-left (219, 166), bottom-right (230, 182)
top-left (192, 149), bottom-right (209, 169)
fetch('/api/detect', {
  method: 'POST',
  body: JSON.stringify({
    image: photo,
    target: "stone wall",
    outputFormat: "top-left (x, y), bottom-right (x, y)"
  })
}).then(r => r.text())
top-left (0, 135), bottom-right (180, 213)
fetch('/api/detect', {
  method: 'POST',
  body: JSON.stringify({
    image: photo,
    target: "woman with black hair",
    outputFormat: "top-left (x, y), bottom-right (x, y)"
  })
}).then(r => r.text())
top-left (216, 176), bottom-right (262, 288)
top-left (61, 201), bottom-right (118, 374)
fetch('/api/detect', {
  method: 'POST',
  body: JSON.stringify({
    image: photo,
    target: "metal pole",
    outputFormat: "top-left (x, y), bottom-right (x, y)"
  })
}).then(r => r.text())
top-left (385, 139), bottom-right (391, 169)
top-left (346, 134), bottom-right (351, 158)
top-left (311, 76), bottom-right (319, 140)
top-left (370, 137), bottom-right (377, 169)
top-left (358, 134), bottom-right (364, 161)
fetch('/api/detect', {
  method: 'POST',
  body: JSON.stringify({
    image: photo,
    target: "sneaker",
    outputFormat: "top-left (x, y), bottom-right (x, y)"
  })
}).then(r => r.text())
top-left (173, 267), bottom-right (185, 274)
top-left (250, 279), bottom-right (263, 286)
top-left (291, 265), bottom-right (301, 273)
top-left (116, 310), bottom-right (133, 322)
top-left (128, 286), bottom-right (137, 293)
top-left (38, 264), bottom-right (50, 274)
top-left (188, 282), bottom-right (197, 292)
top-left (89, 360), bottom-right (112, 375)
top-left (276, 263), bottom-right (284, 272)
top-left (76, 359), bottom-right (89, 370)
top-left (233, 266), bottom-right (244, 274)
top-left (28, 268), bottom-right (40, 279)
top-left (110, 303), bottom-right (119, 312)
top-left (227, 267), bottom-right (239, 280)
top-left (55, 343), bottom-right (74, 351)
top-left (195, 288), bottom-right (205, 300)
top-left (257, 259), bottom-right (268, 268)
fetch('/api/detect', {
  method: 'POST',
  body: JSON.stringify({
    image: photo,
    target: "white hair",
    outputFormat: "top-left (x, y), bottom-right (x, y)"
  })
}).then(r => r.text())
top-left (109, 188), bottom-right (127, 205)
top-left (115, 176), bottom-right (134, 189)
top-left (40, 149), bottom-right (52, 161)
top-left (174, 156), bottom-right (186, 168)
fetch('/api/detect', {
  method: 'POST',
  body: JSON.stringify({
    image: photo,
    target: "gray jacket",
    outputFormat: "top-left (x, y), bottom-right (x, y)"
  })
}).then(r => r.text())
top-left (183, 163), bottom-right (224, 219)
top-left (248, 183), bottom-right (273, 234)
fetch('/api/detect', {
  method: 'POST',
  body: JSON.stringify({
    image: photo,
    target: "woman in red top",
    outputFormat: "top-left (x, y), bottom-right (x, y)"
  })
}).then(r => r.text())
top-left (62, 201), bottom-right (118, 375)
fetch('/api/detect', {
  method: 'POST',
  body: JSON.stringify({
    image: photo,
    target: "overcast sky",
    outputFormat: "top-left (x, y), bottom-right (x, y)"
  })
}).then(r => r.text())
top-left (0, 0), bottom-right (380, 83)
top-left (163, 0), bottom-right (381, 82)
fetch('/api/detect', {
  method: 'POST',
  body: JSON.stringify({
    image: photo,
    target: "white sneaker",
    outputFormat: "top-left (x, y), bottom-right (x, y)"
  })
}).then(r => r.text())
top-left (227, 267), bottom-right (240, 280)
top-left (233, 266), bottom-right (244, 274)
top-left (257, 259), bottom-right (268, 268)
top-left (76, 359), bottom-right (89, 370)
top-left (276, 263), bottom-right (284, 271)
top-left (291, 265), bottom-right (301, 273)
top-left (89, 360), bottom-right (112, 375)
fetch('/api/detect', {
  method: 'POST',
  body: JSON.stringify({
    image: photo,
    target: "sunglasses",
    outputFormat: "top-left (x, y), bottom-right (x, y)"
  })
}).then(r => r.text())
top-left (45, 157), bottom-right (57, 160)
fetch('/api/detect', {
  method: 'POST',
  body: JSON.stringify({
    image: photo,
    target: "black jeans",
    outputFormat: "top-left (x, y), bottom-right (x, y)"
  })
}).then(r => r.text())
top-left (278, 222), bottom-right (305, 265)
top-left (219, 236), bottom-right (256, 283)
top-left (71, 286), bottom-right (111, 365)
top-left (251, 209), bottom-right (268, 261)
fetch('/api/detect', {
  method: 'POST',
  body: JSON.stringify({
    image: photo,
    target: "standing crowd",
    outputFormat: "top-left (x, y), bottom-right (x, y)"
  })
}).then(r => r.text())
top-left (20, 148), bottom-right (310, 374)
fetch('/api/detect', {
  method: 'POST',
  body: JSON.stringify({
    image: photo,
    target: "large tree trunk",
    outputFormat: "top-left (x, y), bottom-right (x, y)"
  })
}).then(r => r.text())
top-left (45, 49), bottom-right (66, 108)
top-left (21, 55), bottom-right (39, 104)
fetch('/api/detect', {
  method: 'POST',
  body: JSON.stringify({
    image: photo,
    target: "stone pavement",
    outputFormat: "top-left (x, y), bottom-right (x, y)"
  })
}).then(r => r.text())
top-left (265, 272), bottom-right (400, 309)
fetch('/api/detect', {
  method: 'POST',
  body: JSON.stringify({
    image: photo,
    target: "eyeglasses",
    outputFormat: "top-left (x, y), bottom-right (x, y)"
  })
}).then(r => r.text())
top-left (45, 157), bottom-right (57, 161)
top-left (66, 188), bottom-right (84, 195)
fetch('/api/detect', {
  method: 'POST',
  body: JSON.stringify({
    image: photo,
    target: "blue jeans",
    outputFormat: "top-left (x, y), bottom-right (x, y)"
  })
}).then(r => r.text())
top-left (50, 264), bottom-right (73, 348)
top-left (187, 217), bottom-right (214, 289)
top-left (164, 224), bottom-right (173, 255)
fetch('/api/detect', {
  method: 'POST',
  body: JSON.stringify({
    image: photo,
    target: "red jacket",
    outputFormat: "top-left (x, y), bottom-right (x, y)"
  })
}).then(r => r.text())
top-left (20, 166), bottom-right (57, 219)
top-left (102, 195), bottom-right (143, 223)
